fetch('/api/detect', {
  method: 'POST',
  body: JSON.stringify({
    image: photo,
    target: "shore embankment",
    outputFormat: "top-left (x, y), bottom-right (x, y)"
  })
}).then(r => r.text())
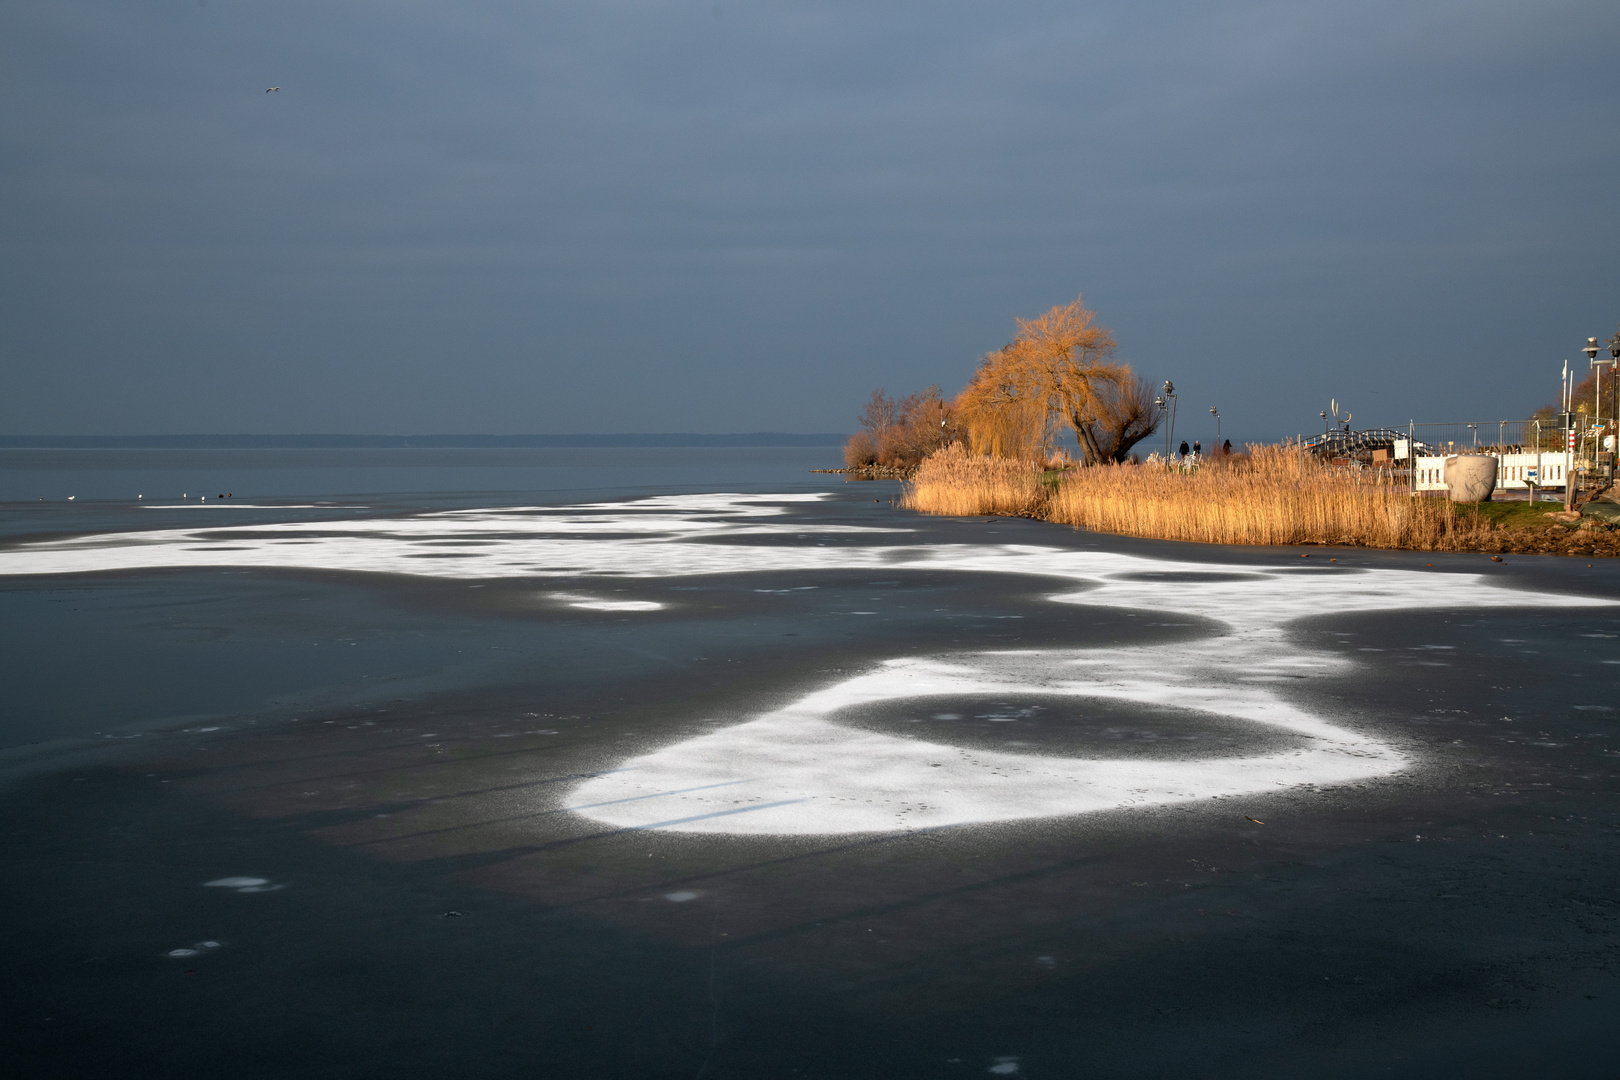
top-left (901, 444), bottom-right (1620, 557)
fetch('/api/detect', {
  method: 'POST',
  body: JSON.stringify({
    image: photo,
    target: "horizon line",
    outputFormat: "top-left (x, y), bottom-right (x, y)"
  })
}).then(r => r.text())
top-left (0, 432), bottom-right (849, 450)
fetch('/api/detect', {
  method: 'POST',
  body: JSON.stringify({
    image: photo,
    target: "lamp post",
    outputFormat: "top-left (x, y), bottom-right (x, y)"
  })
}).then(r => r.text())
top-left (1162, 381), bottom-right (1178, 458)
top-left (1209, 406), bottom-right (1221, 452)
top-left (1591, 333), bottom-right (1619, 483)
top-left (1609, 330), bottom-right (1620, 460)
top-left (1154, 394), bottom-right (1167, 458)
top-left (1586, 338), bottom-right (1601, 443)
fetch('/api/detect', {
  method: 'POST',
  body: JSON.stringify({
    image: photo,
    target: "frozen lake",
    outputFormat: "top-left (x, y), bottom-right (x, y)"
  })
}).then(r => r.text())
top-left (2, 456), bottom-right (1618, 1078)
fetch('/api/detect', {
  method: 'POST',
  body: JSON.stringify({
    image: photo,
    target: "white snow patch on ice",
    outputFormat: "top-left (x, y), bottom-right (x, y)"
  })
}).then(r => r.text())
top-left (7, 492), bottom-right (1613, 837)
top-left (550, 593), bottom-right (664, 611)
top-left (569, 640), bottom-right (1405, 835)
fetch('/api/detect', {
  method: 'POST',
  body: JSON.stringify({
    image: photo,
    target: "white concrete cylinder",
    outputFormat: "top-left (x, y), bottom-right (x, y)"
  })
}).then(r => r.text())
top-left (1443, 455), bottom-right (1497, 503)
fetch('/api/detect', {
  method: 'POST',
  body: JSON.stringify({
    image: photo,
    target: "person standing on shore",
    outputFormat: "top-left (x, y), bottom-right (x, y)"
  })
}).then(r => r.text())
top-left (1179, 440), bottom-right (1189, 459)
top-left (1223, 439), bottom-right (1232, 455)
top-left (1193, 440), bottom-right (1201, 457)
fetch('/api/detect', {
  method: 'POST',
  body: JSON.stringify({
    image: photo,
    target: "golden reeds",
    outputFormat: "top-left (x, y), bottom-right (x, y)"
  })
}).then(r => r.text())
top-left (905, 444), bottom-right (1489, 550)
top-left (902, 443), bottom-right (1046, 517)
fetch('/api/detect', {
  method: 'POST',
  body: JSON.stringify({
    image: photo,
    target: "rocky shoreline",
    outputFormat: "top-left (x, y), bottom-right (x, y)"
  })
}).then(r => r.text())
top-left (1453, 502), bottom-right (1620, 557)
top-left (809, 465), bottom-right (914, 480)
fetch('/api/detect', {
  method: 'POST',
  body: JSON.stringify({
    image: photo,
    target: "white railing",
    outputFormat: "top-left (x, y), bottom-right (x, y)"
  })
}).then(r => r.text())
top-left (1413, 453), bottom-right (1567, 493)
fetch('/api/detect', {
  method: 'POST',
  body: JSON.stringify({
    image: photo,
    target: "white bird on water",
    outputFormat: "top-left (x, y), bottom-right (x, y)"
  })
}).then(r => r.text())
top-left (266, 87), bottom-right (280, 93)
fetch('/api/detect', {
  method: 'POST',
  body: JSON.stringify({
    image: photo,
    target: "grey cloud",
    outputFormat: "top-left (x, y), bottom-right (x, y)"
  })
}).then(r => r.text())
top-left (2, 0), bottom-right (1616, 437)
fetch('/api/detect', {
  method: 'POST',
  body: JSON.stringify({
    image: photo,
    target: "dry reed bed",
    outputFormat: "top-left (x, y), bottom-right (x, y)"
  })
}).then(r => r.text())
top-left (906, 445), bottom-right (1487, 550)
top-left (903, 444), bottom-right (1046, 517)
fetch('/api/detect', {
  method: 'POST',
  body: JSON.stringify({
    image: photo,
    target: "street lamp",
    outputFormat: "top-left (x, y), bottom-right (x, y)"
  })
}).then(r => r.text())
top-left (1591, 333), bottom-right (1620, 472)
top-left (1586, 337), bottom-right (1601, 429)
top-left (1586, 337), bottom-right (1604, 451)
top-left (1209, 406), bottom-right (1221, 452)
top-left (1162, 381), bottom-right (1178, 457)
top-left (1609, 330), bottom-right (1620, 458)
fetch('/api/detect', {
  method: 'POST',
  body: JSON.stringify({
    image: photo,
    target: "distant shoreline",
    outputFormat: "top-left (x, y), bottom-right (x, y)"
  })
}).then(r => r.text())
top-left (0, 433), bottom-right (847, 450)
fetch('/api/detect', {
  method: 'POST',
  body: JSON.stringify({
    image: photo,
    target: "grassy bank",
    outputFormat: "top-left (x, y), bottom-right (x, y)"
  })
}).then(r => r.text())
top-left (903, 444), bottom-right (1620, 555)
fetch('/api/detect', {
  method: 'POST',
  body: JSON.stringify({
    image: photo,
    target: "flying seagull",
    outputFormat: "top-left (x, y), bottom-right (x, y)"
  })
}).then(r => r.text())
top-left (266, 86), bottom-right (280, 93)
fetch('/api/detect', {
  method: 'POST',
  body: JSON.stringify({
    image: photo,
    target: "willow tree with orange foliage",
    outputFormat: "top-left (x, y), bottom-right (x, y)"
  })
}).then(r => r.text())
top-left (953, 344), bottom-right (1056, 460)
top-left (954, 296), bottom-right (1161, 465)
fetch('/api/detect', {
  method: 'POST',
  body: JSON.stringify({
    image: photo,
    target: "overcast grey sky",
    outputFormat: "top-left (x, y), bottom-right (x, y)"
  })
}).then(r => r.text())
top-left (2, 0), bottom-right (1617, 440)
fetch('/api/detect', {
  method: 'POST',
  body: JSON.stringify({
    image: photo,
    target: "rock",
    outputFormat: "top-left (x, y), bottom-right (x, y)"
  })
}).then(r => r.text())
top-left (1443, 455), bottom-right (1497, 502)
top-left (1580, 500), bottom-right (1620, 524)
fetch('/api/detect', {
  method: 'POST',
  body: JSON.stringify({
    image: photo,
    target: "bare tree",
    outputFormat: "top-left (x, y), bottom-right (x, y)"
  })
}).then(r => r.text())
top-left (845, 385), bottom-right (958, 469)
top-left (1075, 368), bottom-right (1162, 463)
top-left (858, 389), bottom-right (901, 437)
top-left (843, 429), bottom-right (879, 467)
top-left (878, 386), bottom-right (955, 467)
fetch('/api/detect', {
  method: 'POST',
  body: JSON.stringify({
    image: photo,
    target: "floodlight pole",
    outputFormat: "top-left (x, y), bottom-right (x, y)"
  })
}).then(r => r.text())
top-left (1209, 406), bottom-right (1220, 451)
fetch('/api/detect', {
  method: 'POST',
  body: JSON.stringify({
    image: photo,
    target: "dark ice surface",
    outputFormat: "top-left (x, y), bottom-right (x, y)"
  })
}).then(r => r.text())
top-left (2, 469), bottom-right (1619, 1079)
top-left (0, 445), bottom-right (845, 506)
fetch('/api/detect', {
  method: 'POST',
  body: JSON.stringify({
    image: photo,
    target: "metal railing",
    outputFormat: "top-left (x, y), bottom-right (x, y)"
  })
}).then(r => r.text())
top-left (1300, 420), bottom-right (1592, 457)
top-left (1410, 420), bottom-right (1563, 454)
top-left (1299, 427), bottom-right (1432, 457)
top-left (1297, 417), bottom-right (1614, 497)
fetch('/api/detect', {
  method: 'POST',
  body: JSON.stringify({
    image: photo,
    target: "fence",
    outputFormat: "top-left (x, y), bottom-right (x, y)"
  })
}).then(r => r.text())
top-left (1298, 417), bottom-right (1615, 496)
top-left (1413, 453), bottom-right (1569, 493)
top-left (1408, 420), bottom-right (1590, 455)
top-left (1301, 419), bottom-right (1608, 458)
